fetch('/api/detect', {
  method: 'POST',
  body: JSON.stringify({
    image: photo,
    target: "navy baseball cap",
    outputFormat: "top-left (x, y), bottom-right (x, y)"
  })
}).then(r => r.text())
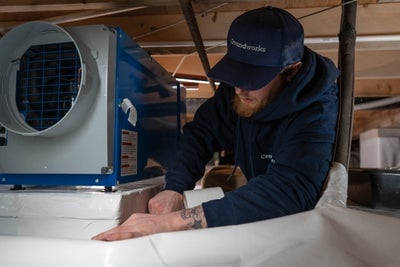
top-left (207, 6), bottom-right (304, 90)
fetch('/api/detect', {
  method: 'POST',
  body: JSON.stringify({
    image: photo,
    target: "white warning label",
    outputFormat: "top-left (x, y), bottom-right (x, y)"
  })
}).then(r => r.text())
top-left (121, 129), bottom-right (138, 176)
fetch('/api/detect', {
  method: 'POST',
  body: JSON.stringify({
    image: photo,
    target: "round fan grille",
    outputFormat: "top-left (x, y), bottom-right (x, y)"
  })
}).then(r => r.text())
top-left (16, 42), bottom-right (81, 131)
top-left (0, 21), bottom-right (98, 136)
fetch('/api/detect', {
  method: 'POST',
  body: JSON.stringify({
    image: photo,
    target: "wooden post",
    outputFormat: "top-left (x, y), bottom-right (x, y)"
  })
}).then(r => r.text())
top-left (334, 0), bottom-right (357, 169)
top-left (178, 0), bottom-right (217, 92)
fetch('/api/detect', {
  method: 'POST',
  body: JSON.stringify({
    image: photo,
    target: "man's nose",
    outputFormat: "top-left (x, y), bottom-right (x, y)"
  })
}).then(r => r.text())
top-left (235, 87), bottom-right (246, 94)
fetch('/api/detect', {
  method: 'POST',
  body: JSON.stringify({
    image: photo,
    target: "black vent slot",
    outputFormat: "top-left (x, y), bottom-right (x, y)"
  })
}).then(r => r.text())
top-left (16, 42), bottom-right (81, 131)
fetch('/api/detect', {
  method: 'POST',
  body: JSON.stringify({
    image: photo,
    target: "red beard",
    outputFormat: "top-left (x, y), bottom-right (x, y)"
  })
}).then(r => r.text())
top-left (232, 94), bottom-right (267, 117)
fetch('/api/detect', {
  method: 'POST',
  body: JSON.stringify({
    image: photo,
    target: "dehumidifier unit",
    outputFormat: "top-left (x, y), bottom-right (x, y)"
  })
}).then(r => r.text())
top-left (0, 22), bottom-right (185, 188)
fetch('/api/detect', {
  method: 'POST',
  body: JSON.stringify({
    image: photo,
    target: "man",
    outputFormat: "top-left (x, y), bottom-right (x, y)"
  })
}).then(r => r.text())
top-left (93, 6), bottom-right (339, 241)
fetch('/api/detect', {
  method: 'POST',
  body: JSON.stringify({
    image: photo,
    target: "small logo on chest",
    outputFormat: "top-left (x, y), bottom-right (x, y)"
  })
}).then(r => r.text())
top-left (260, 154), bottom-right (275, 163)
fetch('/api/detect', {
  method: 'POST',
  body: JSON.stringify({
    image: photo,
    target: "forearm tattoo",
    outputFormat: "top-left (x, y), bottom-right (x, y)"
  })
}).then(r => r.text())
top-left (180, 206), bottom-right (206, 229)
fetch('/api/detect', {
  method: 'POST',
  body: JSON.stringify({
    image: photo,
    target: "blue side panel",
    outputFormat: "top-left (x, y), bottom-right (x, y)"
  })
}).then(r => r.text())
top-left (113, 28), bottom-right (185, 183)
top-left (112, 29), bottom-right (148, 184)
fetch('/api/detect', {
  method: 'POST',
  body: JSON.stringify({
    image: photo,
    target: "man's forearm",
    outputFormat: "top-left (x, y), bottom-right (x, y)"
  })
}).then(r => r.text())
top-left (179, 205), bottom-right (208, 229)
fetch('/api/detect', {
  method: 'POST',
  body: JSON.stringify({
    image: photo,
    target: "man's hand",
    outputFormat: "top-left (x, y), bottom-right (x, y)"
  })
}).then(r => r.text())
top-left (91, 213), bottom-right (172, 241)
top-left (148, 190), bottom-right (184, 214)
top-left (91, 206), bottom-right (208, 241)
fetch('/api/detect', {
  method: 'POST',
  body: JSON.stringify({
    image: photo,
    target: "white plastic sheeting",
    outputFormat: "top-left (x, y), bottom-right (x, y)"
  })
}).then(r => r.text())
top-left (1, 204), bottom-right (399, 266)
top-left (0, 177), bottom-right (164, 239)
top-left (0, 163), bottom-right (399, 266)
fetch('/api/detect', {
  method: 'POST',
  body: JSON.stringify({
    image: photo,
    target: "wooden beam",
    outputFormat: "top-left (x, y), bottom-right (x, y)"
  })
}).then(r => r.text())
top-left (45, 6), bottom-right (147, 25)
top-left (0, 1), bottom-right (176, 8)
top-left (0, 3), bottom-right (133, 13)
top-left (355, 79), bottom-right (400, 97)
top-left (0, 6), bottom-right (147, 32)
top-left (353, 108), bottom-right (400, 137)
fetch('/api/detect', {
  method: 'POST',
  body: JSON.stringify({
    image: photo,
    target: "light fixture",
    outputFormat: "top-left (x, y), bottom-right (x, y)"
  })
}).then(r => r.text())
top-left (176, 77), bottom-right (220, 85)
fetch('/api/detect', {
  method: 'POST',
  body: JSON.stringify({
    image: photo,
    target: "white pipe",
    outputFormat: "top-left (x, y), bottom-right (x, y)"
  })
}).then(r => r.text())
top-left (140, 35), bottom-right (400, 48)
top-left (354, 96), bottom-right (400, 111)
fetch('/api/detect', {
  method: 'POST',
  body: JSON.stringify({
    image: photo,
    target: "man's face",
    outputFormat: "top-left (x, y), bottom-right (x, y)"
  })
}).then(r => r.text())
top-left (233, 74), bottom-right (283, 117)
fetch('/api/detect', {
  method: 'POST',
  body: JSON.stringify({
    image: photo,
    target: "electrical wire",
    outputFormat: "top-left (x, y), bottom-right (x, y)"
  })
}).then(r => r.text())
top-left (297, 0), bottom-right (358, 20)
top-left (134, 3), bottom-right (228, 40)
top-left (172, 41), bottom-right (225, 77)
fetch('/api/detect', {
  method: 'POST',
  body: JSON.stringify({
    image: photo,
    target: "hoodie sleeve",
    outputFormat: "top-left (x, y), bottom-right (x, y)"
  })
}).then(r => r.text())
top-left (163, 84), bottom-right (238, 193)
top-left (203, 82), bottom-right (339, 227)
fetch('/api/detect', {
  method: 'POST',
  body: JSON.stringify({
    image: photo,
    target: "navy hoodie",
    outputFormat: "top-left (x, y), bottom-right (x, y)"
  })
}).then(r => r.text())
top-left (164, 47), bottom-right (339, 227)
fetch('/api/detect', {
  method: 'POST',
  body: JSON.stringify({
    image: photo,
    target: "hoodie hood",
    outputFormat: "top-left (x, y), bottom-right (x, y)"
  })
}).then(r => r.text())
top-left (252, 46), bottom-right (340, 122)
